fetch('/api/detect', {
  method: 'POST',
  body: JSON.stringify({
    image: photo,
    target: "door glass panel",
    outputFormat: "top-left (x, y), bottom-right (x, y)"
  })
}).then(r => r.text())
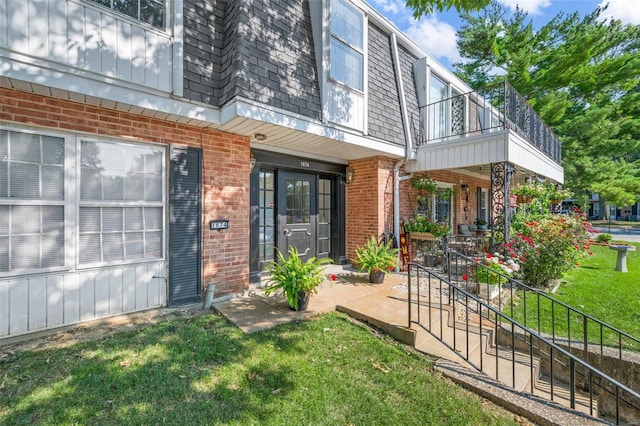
top-left (258, 171), bottom-right (275, 263)
top-left (286, 179), bottom-right (310, 224)
top-left (317, 178), bottom-right (332, 256)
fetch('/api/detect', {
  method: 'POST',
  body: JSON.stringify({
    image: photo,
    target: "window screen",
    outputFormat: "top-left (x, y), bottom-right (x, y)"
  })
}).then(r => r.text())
top-left (79, 140), bottom-right (164, 265)
top-left (0, 130), bottom-right (65, 272)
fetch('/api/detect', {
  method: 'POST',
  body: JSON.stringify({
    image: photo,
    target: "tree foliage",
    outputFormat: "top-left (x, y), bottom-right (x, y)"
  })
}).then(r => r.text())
top-left (454, 1), bottom-right (640, 207)
top-left (406, 0), bottom-right (489, 18)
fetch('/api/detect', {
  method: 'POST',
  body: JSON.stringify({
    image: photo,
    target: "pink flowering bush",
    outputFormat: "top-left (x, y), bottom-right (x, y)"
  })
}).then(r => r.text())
top-left (503, 212), bottom-right (594, 288)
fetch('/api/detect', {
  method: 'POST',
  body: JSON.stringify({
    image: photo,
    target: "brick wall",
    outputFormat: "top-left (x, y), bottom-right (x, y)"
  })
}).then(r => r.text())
top-left (400, 170), bottom-right (491, 230)
top-left (0, 87), bottom-right (251, 297)
top-left (346, 156), bottom-right (396, 262)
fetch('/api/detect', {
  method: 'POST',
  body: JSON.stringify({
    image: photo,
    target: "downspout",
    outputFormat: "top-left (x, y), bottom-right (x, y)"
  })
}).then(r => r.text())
top-left (390, 33), bottom-right (414, 270)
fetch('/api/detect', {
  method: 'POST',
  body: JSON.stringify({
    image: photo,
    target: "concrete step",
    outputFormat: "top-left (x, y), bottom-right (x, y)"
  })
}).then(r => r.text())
top-left (534, 375), bottom-right (599, 419)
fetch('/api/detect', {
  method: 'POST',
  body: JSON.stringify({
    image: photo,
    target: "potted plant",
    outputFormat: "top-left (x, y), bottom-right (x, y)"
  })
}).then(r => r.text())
top-left (354, 235), bottom-right (399, 283)
top-left (263, 247), bottom-right (333, 311)
top-left (404, 216), bottom-right (451, 239)
top-left (511, 183), bottom-right (545, 204)
top-left (547, 187), bottom-right (573, 204)
top-left (411, 177), bottom-right (437, 193)
top-left (474, 218), bottom-right (488, 230)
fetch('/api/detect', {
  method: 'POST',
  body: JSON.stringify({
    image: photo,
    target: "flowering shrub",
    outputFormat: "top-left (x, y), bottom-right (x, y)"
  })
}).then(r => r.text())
top-left (503, 212), bottom-right (594, 287)
top-left (474, 253), bottom-right (520, 285)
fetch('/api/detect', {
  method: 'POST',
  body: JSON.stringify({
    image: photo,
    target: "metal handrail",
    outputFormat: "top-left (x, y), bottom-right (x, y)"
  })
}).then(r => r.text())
top-left (447, 251), bottom-right (640, 383)
top-left (414, 81), bottom-right (562, 164)
top-left (408, 261), bottom-right (640, 423)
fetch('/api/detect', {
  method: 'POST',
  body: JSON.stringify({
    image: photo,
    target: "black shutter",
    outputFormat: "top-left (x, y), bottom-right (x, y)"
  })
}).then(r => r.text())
top-left (169, 145), bottom-right (202, 306)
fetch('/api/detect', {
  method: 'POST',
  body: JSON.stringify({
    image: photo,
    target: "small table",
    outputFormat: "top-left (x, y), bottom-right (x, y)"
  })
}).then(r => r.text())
top-left (609, 245), bottom-right (636, 272)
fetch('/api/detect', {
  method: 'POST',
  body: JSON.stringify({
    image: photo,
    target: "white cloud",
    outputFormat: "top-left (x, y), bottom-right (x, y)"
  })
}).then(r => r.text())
top-left (498, 0), bottom-right (551, 15)
top-left (369, 0), bottom-right (406, 15)
top-left (598, 0), bottom-right (640, 25)
top-left (405, 17), bottom-right (461, 64)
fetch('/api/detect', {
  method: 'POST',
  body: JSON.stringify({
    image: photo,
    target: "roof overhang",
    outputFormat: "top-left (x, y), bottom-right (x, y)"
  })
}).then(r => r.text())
top-left (407, 129), bottom-right (564, 184)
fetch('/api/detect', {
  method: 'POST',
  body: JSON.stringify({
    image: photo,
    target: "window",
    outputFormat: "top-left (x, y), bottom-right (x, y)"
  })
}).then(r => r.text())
top-left (428, 75), bottom-right (448, 139)
top-left (79, 140), bottom-right (164, 265)
top-left (417, 186), bottom-right (453, 225)
top-left (330, 0), bottom-right (364, 91)
top-left (258, 171), bottom-right (275, 263)
top-left (86, 0), bottom-right (165, 29)
top-left (478, 188), bottom-right (488, 224)
top-left (0, 130), bottom-right (65, 273)
top-left (317, 178), bottom-right (332, 256)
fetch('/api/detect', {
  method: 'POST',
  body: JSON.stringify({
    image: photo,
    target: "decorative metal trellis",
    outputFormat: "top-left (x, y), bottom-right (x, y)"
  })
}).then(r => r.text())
top-left (489, 162), bottom-right (515, 251)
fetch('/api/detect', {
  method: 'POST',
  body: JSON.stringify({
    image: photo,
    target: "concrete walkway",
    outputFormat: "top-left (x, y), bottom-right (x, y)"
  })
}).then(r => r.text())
top-left (213, 265), bottom-right (608, 426)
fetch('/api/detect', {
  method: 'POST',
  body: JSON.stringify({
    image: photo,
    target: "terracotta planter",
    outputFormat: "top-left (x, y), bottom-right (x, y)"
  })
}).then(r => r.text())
top-left (369, 269), bottom-right (385, 284)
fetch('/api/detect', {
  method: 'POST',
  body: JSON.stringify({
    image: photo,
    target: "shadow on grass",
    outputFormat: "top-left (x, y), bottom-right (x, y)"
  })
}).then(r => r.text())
top-left (0, 314), bottom-right (304, 425)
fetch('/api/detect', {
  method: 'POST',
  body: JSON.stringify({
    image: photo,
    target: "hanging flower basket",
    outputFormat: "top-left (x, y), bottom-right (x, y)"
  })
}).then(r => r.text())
top-left (517, 195), bottom-right (534, 204)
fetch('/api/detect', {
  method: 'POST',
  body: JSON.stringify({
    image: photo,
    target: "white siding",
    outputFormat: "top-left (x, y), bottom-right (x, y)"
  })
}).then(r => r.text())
top-left (327, 83), bottom-right (366, 132)
top-left (0, 0), bottom-right (173, 93)
top-left (0, 261), bottom-right (166, 339)
top-left (408, 129), bottom-right (564, 183)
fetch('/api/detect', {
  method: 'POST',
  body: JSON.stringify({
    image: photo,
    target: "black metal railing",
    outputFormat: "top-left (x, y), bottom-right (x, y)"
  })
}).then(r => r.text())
top-left (447, 251), bottom-right (640, 384)
top-left (414, 82), bottom-right (561, 164)
top-left (408, 261), bottom-right (640, 424)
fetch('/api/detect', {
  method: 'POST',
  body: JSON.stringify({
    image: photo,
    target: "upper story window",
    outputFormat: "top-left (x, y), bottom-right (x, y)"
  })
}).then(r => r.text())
top-left (330, 0), bottom-right (364, 91)
top-left (87, 0), bottom-right (166, 29)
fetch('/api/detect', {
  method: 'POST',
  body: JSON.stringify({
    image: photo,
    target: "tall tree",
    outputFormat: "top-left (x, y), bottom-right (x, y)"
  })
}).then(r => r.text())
top-left (406, 0), bottom-right (490, 17)
top-left (454, 1), bottom-right (640, 207)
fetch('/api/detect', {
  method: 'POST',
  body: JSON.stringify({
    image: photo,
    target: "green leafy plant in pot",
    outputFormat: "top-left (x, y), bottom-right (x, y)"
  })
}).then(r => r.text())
top-left (474, 218), bottom-right (488, 230)
top-left (354, 235), bottom-right (399, 283)
top-left (264, 247), bottom-right (333, 311)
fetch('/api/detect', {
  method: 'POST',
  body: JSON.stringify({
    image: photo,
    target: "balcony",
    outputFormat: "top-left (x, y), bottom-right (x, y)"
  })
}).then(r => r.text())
top-left (414, 82), bottom-right (562, 166)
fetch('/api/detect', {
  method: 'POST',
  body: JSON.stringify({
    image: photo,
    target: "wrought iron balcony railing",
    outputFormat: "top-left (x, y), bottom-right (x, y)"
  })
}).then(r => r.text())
top-left (414, 82), bottom-right (562, 165)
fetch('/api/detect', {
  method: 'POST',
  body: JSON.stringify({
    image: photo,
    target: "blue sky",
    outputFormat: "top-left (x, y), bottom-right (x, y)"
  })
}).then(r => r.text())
top-left (368, 0), bottom-right (640, 69)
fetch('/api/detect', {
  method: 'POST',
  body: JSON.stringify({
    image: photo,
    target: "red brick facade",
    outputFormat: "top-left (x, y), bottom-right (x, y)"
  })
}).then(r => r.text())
top-left (400, 170), bottom-right (491, 229)
top-left (0, 88), bottom-right (251, 296)
top-left (345, 156), bottom-right (492, 264)
top-left (345, 156), bottom-right (396, 261)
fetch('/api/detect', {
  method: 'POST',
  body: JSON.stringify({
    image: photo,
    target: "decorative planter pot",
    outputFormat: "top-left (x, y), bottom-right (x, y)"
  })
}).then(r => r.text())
top-left (369, 269), bottom-right (385, 284)
top-left (477, 283), bottom-right (501, 300)
top-left (290, 291), bottom-right (310, 311)
top-left (409, 232), bottom-right (436, 241)
top-left (516, 195), bottom-right (534, 204)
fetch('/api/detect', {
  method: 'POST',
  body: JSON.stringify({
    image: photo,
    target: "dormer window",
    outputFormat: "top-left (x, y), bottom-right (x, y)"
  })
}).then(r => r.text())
top-left (86, 0), bottom-right (166, 29)
top-left (330, 0), bottom-right (364, 91)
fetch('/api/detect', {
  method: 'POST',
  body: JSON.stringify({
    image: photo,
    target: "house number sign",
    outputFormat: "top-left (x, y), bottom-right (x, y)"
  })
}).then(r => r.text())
top-left (209, 219), bottom-right (229, 231)
top-left (300, 161), bottom-right (310, 167)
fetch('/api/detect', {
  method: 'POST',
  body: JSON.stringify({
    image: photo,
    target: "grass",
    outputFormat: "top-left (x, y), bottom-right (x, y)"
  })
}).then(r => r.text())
top-left (507, 243), bottom-right (640, 350)
top-left (0, 312), bottom-right (522, 425)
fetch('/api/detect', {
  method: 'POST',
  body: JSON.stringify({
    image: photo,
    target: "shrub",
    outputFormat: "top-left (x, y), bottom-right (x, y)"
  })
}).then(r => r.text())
top-left (504, 213), bottom-right (594, 288)
top-left (596, 233), bottom-right (613, 243)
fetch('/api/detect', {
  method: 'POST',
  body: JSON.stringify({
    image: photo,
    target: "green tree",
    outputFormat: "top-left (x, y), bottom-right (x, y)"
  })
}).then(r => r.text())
top-left (454, 1), bottom-right (640, 207)
top-left (406, 0), bottom-right (490, 17)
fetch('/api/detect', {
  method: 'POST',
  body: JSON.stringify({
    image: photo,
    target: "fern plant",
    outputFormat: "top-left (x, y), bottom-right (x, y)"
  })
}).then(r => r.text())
top-left (264, 247), bottom-right (333, 310)
top-left (354, 235), bottom-right (399, 274)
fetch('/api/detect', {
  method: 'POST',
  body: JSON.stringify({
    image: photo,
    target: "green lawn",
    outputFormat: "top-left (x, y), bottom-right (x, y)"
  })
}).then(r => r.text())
top-left (508, 243), bottom-right (640, 350)
top-left (0, 312), bottom-right (521, 425)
